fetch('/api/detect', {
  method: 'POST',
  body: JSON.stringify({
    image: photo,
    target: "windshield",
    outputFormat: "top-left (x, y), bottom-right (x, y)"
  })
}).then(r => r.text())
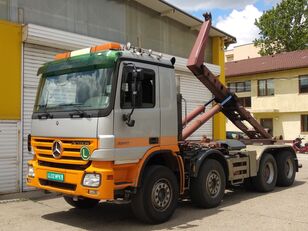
top-left (34, 68), bottom-right (114, 113)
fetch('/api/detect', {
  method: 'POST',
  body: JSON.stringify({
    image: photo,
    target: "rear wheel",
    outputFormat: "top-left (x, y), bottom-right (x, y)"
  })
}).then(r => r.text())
top-left (252, 153), bottom-right (277, 192)
top-left (276, 151), bottom-right (296, 187)
top-left (131, 165), bottom-right (179, 224)
top-left (63, 196), bottom-right (99, 209)
top-left (190, 159), bottom-right (226, 208)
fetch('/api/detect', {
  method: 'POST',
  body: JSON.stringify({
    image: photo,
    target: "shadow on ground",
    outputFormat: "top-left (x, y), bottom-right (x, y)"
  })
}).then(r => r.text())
top-left (41, 180), bottom-right (306, 230)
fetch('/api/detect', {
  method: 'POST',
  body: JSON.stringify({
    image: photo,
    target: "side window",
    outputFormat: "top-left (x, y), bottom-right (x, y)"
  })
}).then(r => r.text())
top-left (121, 67), bottom-right (155, 109)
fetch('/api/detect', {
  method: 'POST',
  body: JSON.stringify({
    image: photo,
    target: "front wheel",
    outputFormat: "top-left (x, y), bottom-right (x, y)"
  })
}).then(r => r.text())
top-left (131, 165), bottom-right (179, 224)
top-left (252, 153), bottom-right (277, 192)
top-left (190, 159), bottom-right (226, 208)
top-left (63, 196), bottom-right (99, 209)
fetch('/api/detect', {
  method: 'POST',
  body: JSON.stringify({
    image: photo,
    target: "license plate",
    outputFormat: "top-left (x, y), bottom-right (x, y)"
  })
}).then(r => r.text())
top-left (47, 172), bottom-right (64, 182)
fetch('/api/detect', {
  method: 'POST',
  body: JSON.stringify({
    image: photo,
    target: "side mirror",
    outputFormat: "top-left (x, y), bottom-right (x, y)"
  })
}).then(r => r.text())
top-left (130, 68), bottom-right (143, 108)
top-left (122, 65), bottom-right (143, 127)
top-left (131, 70), bottom-right (138, 108)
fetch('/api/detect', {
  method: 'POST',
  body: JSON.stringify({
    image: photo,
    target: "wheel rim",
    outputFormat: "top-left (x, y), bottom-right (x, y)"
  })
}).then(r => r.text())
top-left (151, 178), bottom-right (172, 212)
top-left (206, 170), bottom-right (221, 198)
top-left (263, 161), bottom-right (275, 184)
top-left (285, 158), bottom-right (294, 179)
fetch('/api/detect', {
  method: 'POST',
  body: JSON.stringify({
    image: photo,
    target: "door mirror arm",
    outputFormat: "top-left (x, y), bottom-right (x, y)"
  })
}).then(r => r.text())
top-left (122, 64), bottom-right (141, 127)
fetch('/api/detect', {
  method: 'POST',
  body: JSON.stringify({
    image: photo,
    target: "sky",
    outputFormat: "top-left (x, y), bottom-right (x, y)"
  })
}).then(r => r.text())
top-left (165, 0), bottom-right (283, 49)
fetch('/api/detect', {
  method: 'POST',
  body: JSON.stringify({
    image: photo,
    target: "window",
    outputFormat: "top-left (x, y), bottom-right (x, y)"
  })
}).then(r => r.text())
top-left (34, 68), bottom-right (114, 112)
top-left (244, 81), bottom-right (251, 92)
top-left (236, 82), bottom-right (245, 92)
top-left (228, 83), bottom-right (236, 92)
top-left (227, 81), bottom-right (251, 93)
top-left (299, 75), bottom-right (308, 93)
top-left (301, 115), bottom-right (308, 132)
top-left (258, 79), bottom-right (274, 96)
top-left (239, 97), bottom-right (251, 108)
top-left (121, 67), bottom-right (155, 109)
top-left (260, 118), bottom-right (273, 136)
top-left (0, 0), bottom-right (8, 20)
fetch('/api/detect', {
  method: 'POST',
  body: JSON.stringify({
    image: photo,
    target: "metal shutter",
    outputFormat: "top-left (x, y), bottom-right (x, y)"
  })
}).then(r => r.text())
top-left (177, 64), bottom-right (220, 140)
top-left (22, 44), bottom-right (66, 191)
top-left (0, 121), bottom-right (19, 194)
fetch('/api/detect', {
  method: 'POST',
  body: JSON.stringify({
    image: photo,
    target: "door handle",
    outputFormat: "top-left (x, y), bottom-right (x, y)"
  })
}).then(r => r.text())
top-left (149, 137), bottom-right (159, 144)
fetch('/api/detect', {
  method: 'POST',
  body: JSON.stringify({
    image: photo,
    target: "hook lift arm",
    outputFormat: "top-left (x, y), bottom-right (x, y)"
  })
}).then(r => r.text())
top-left (185, 13), bottom-right (272, 140)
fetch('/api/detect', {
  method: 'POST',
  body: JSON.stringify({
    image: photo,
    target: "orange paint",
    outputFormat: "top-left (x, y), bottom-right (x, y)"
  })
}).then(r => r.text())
top-left (115, 136), bottom-right (178, 148)
top-left (91, 42), bottom-right (121, 53)
top-left (29, 136), bottom-right (184, 198)
top-left (31, 136), bottom-right (98, 165)
top-left (54, 52), bottom-right (71, 60)
top-left (160, 136), bottom-right (178, 145)
top-left (112, 144), bottom-right (183, 193)
top-left (27, 160), bottom-right (114, 200)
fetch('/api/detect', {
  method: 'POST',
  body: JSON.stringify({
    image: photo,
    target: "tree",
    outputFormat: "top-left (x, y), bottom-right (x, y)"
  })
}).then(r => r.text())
top-left (254, 0), bottom-right (308, 56)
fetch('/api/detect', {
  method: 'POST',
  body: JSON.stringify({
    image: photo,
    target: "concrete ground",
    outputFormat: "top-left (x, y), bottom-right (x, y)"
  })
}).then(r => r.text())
top-left (1, 154), bottom-right (308, 231)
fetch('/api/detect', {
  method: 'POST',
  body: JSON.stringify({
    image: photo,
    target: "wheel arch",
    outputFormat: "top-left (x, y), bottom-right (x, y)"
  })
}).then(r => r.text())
top-left (136, 149), bottom-right (184, 193)
top-left (192, 149), bottom-right (229, 181)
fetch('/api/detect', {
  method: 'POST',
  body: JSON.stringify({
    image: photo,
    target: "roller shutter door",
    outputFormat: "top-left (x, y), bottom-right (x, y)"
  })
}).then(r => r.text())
top-left (176, 65), bottom-right (220, 140)
top-left (0, 121), bottom-right (19, 194)
top-left (22, 44), bottom-right (66, 191)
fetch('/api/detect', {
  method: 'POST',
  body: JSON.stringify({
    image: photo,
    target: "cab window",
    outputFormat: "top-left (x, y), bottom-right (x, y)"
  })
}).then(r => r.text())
top-left (121, 67), bottom-right (155, 109)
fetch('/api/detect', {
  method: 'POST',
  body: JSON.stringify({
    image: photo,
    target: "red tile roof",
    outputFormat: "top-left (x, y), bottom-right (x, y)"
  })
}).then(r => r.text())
top-left (225, 49), bottom-right (308, 77)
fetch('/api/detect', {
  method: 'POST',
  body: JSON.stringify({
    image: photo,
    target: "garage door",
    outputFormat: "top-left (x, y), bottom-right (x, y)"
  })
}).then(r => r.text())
top-left (0, 121), bottom-right (19, 194)
top-left (22, 43), bottom-right (66, 191)
top-left (177, 69), bottom-right (217, 140)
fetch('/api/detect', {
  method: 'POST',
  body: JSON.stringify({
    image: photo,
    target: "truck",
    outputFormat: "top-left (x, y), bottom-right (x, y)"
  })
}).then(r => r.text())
top-left (27, 13), bottom-right (300, 224)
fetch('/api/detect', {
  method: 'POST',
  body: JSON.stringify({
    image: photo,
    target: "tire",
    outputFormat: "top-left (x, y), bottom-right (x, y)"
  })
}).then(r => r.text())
top-left (252, 153), bottom-right (277, 192)
top-left (63, 196), bottom-right (99, 209)
top-left (131, 165), bottom-right (179, 224)
top-left (276, 151), bottom-right (296, 187)
top-left (190, 159), bottom-right (226, 208)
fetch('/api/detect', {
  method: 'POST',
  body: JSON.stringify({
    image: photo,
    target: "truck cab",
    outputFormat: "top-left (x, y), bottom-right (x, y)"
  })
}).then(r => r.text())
top-left (27, 43), bottom-right (181, 204)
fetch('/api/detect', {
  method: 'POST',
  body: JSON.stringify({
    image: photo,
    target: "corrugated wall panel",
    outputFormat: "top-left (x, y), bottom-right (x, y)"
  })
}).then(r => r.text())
top-left (177, 67), bottom-right (220, 140)
top-left (22, 44), bottom-right (66, 191)
top-left (0, 121), bottom-right (19, 194)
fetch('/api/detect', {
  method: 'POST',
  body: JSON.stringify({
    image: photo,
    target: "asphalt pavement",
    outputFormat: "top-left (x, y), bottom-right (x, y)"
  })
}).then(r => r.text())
top-left (1, 154), bottom-right (308, 231)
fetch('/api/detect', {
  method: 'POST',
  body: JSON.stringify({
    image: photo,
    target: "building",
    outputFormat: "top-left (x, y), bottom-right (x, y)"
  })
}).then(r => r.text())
top-left (0, 0), bottom-right (235, 194)
top-left (225, 43), bottom-right (260, 62)
top-left (225, 49), bottom-right (308, 141)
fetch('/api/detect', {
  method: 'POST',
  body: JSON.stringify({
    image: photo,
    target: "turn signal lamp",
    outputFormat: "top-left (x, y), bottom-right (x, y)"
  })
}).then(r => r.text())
top-left (54, 42), bottom-right (122, 60)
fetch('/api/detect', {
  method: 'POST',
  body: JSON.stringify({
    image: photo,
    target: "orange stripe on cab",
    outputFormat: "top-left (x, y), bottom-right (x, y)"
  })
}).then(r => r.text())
top-left (115, 136), bottom-right (178, 148)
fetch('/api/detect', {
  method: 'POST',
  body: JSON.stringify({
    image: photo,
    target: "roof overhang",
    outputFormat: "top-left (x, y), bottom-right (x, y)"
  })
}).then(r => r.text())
top-left (134, 0), bottom-right (236, 46)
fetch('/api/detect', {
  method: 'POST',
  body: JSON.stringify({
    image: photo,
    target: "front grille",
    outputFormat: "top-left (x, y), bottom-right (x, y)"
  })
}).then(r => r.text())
top-left (39, 179), bottom-right (76, 191)
top-left (38, 160), bottom-right (91, 170)
top-left (32, 137), bottom-right (98, 165)
top-left (38, 154), bottom-right (82, 161)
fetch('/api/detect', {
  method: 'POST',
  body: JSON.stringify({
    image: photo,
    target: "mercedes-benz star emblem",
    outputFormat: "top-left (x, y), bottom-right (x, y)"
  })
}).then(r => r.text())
top-left (52, 140), bottom-right (63, 159)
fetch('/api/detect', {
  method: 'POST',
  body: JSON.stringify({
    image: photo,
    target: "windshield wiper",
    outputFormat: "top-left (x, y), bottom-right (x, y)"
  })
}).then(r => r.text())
top-left (36, 90), bottom-right (53, 119)
top-left (60, 104), bottom-right (91, 118)
top-left (37, 111), bottom-right (53, 119)
top-left (36, 104), bottom-right (54, 119)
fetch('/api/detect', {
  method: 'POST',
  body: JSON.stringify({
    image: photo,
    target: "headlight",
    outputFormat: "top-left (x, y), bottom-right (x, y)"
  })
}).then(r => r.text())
top-left (83, 173), bottom-right (101, 187)
top-left (28, 165), bottom-right (35, 177)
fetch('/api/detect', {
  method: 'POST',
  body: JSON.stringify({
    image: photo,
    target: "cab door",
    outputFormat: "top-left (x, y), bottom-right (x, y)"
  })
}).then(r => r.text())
top-left (113, 61), bottom-right (160, 164)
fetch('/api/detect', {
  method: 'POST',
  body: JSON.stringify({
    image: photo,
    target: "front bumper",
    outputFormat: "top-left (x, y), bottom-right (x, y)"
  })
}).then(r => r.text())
top-left (27, 159), bottom-right (114, 200)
